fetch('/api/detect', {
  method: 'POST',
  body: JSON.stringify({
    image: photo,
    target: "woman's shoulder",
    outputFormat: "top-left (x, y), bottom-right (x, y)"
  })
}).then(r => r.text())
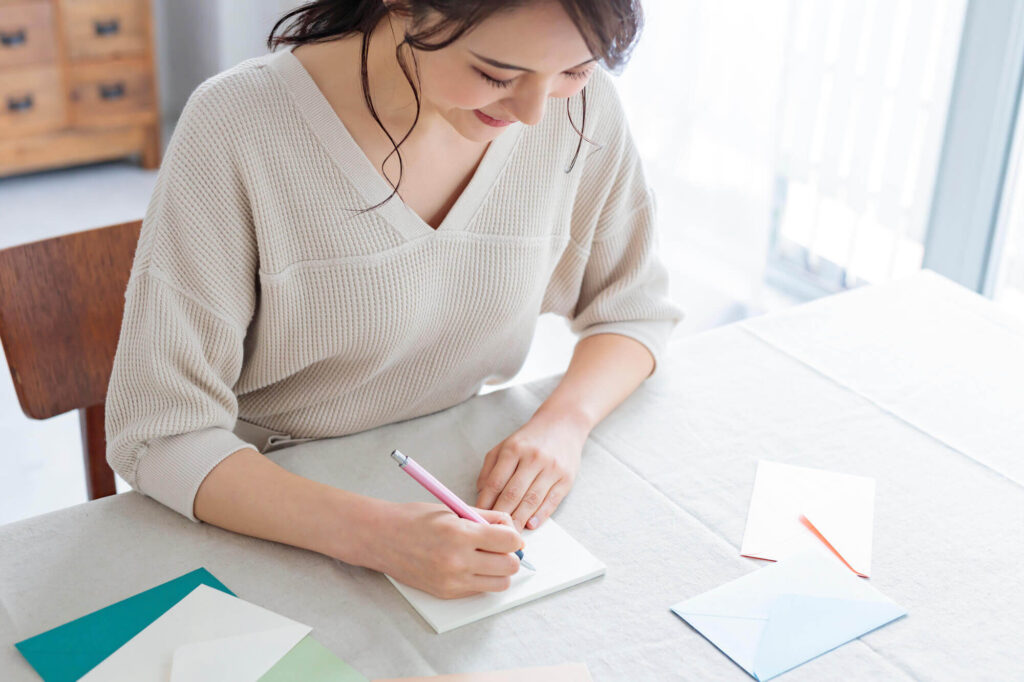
top-left (166, 50), bottom-right (304, 164)
top-left (182, 52), bottom-right (283, 117)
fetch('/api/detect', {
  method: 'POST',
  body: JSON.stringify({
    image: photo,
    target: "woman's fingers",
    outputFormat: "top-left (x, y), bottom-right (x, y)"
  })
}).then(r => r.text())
top-left (476, 508), bottom-right (516, 529)
top-left (490, 462), bottom-right (541, 519)
top-left (511, 470), bottom-right (562, 530)
top-left (468, 515), bottom-right (524, 554)
top-left (475, 446), bottom-right (499, 495)
top-left (473, 448), bottom-right (516, 507)
top-left (471, 548), bottom-right (523, 577)
top-left (475, 449), bottom-right (520, 509)
top-left (526, 480), bottom-right (571, 529)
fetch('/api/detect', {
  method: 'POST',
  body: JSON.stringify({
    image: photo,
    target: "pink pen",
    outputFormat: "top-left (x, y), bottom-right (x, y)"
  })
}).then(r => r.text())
top-left (390, 449), bottom-right (536, 571)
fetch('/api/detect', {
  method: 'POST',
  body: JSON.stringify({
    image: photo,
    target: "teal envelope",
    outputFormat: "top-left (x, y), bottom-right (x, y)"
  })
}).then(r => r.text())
top-left (671, 550), bottom-right (907, 681)
top-left (14, 567), bottom-right (233, 682)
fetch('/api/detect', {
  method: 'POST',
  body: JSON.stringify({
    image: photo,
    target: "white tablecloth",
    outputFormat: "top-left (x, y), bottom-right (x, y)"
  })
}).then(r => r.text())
top-left (2, 269), bottom-right (1021, 681)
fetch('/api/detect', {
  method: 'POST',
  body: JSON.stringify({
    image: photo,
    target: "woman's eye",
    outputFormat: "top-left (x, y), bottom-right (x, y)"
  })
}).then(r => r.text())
top-left (564, 69), bottom-right (593, 81)
top-left (477, 69), bottom-right (514, 89)
top-left (476, 67), bottom-right (594, 89)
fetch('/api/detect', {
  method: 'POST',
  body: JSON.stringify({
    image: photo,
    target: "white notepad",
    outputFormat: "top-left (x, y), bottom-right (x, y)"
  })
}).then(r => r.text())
top-left (386, 519), bottom-right (606, 633)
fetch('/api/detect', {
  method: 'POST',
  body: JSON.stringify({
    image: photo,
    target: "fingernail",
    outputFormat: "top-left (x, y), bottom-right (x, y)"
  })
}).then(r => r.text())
top-left (528, 516), bottom-right (539, 529)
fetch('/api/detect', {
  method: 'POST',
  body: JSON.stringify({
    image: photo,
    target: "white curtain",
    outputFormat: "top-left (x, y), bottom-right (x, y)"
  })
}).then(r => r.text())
top-left (615, 0), bottom-right (792, 312)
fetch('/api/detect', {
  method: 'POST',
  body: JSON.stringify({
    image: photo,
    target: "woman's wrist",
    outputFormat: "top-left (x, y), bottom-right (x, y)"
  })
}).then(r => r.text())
top-left (531, 398), bottom-right (595, 438)
top-left (322, 490), bottom-right (394, 569)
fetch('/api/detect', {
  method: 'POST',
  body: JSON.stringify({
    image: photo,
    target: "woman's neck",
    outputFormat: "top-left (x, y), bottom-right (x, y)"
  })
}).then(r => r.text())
top-left (346, 14), bottom-right (446, 136)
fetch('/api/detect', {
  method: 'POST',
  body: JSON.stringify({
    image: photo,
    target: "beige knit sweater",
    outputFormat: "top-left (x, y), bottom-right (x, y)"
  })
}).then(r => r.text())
top-left (105, 45), bottom-right (683, 521)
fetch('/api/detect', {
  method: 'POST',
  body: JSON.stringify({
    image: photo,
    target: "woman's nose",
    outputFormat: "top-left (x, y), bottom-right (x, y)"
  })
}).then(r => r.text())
top-left (507, 84), bottom-right (548, 126)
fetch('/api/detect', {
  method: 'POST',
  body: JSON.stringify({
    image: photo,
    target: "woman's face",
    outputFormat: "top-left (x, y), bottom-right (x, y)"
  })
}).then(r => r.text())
top-left (404, 2), bottom-right (597, 143)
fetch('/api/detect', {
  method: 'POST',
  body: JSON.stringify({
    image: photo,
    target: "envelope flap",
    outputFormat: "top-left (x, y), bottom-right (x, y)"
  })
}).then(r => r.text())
top-left (752, 594), bottom-right (907, 681)
top-left (14, 568), bottom-right (232, 682)
top-left (669, 608), bottom-right (766, 678)
top-left (170, 623), bottom-right (310, 682)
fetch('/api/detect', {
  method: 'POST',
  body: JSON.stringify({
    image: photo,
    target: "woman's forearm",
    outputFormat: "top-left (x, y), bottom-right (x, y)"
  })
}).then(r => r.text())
top-left (193, 447), bottom-right (381, 566)
top-left (533, 332), bottom-right (655, 431)
top-left (192, 448), bottom-right (530, 598)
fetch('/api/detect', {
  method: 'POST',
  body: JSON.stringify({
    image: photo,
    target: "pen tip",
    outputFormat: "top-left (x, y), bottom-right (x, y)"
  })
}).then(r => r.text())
top-left (520, 558), bottom-right (537, 572)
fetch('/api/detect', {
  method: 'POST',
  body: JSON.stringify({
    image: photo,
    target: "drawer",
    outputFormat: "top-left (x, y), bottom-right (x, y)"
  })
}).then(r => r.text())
top-left (0, 2), bottom-right (55, 69)
top-left (68, 57), bottom-right (154, 126)
top-left (61, 0), bottom-right (148, 60)
top-left (0, 64), bottom-right (65, 136)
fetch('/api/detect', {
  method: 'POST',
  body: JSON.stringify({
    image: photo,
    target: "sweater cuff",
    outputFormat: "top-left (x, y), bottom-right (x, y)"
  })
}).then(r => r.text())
top-left (578, 319), bottom-right (677, 376)
top-left (135, 426), bottom-right (255, 522)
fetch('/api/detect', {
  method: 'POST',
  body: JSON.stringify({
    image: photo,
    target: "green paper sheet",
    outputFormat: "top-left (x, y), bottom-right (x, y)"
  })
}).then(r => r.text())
top-left (14, 567), bottom-right (233, 682)
top-left (260, 636), bottom-right (369, 681)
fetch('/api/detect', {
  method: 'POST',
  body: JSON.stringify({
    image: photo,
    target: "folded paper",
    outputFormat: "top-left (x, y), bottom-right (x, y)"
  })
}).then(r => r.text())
top-left (671, 549), bottom-right (906, 681)
top-left (386, 519), bottom-right (605, 633)
top-left (741, 460), bottom-right (875, 576)
top-left (15, 567), bottom-right (232, 682)
top-left (80, 584), bottom-right (311, 681)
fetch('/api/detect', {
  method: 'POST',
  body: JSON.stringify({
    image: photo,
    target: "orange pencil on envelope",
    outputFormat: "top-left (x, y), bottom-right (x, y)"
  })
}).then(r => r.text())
top-left (740, 460), bottom-right (875, 577)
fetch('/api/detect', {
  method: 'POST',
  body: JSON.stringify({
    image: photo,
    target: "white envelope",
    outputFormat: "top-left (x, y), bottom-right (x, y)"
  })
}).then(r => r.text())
top-left (741, 460), bottom-right (875, 576)
top-left (386, 519), bottom-right (605, 633)
top-left (671, 549), bottom-right (906, 681)
top-left (80, 584), bottom-right (311, 681)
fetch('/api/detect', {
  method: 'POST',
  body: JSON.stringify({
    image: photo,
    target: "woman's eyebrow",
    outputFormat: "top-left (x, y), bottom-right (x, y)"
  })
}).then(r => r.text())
top-left (469, 50), bottom-right (597, 72)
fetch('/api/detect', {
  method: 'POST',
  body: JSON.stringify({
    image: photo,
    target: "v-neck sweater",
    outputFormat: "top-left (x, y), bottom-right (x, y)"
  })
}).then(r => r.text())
top-left (105, 46), bottom-right (683, 521)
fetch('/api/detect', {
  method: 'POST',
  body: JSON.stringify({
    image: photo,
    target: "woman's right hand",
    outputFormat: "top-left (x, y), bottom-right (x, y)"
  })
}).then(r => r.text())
top-left (358, 501), bottom-right (526, 599)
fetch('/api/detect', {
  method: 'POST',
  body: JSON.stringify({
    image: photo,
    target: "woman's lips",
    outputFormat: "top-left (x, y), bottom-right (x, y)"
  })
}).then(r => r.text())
top-left (474, 109), bottom-right (514, 127)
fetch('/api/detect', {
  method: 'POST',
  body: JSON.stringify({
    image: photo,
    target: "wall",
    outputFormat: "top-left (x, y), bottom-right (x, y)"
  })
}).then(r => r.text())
top-left (150, 0), bottom-right (301, 124)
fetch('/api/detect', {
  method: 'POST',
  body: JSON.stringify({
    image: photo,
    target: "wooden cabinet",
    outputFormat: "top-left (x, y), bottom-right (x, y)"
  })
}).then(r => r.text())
top-left (0, 0), bottom-right (161, 177)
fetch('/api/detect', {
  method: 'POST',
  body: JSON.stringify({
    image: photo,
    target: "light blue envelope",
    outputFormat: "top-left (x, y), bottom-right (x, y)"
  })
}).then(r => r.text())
top-left (671, 550), bottom-right (907, 681)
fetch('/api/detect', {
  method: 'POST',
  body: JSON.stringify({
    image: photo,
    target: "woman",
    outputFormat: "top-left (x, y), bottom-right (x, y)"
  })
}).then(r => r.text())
top-left (105, 0), bottom-right (682, 600)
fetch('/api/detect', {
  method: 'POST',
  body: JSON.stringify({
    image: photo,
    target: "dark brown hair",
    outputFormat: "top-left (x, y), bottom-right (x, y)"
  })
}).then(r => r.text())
top-left (267, 1), bottom-right (643, 212)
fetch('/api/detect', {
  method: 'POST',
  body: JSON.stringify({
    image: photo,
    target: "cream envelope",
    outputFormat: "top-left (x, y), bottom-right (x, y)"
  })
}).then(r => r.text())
top-left (385, 519), bottom-right (605, 633)
top-left (372, 662), bottom-right (593, 681)
top-left (80, 584), bottom-right (311, 681)
top-left (671, 549), bottom-right (906, 681)
top-left (740, 460), bottom-right (875, 576)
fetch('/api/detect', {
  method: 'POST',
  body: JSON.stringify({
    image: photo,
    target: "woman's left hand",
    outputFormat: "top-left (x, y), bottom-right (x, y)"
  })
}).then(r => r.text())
top-left (474, 411), bottom-right (588, 531)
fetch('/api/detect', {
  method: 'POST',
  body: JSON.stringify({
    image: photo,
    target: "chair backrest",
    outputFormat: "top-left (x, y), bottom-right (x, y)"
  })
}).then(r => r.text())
top-left (0, 220), bottom-right (141, 420)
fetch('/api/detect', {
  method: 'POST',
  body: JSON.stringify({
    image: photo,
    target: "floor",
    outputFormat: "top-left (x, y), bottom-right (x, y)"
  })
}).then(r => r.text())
top-left (0, 127), bottom-right (803, 525)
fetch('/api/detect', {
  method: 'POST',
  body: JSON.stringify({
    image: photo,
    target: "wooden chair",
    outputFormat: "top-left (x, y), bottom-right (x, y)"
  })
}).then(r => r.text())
top-left (0, 220), bottom-right (142, 500)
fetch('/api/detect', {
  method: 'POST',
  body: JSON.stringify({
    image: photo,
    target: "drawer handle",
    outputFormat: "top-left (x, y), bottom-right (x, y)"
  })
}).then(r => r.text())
top-left (94, 18), bottom-right (120, 36)
top-left (6, 94), bottom-right (34, 112)
top-left (0, 29), bottom-right (27, 47)
top-left (99, 82), bottom-right (126, 100)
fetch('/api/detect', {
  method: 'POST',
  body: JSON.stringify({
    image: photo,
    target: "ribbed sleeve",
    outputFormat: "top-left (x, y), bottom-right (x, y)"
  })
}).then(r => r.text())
top-left (564, 72), bottom-right (684, 372)
top-left (105, 78), bottom-right (259, 521)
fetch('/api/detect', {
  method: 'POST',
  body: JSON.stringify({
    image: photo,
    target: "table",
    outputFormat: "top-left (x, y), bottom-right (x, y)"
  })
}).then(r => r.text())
top-left (2, 269), bottom-right (1022, 681)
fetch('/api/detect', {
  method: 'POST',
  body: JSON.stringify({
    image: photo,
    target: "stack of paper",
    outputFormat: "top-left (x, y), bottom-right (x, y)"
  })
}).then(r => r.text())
top-left (385, 519), bottom-right (606, 633)
top-left (15, 568), bottom-right (366, 682)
